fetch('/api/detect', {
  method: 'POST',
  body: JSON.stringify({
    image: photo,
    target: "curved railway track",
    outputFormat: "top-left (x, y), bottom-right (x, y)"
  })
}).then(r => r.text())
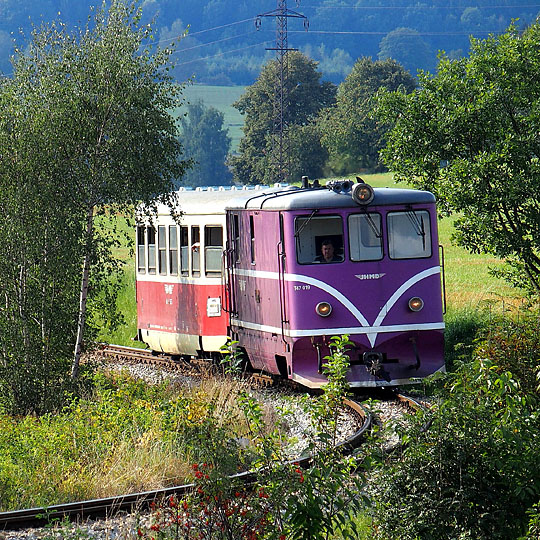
top-left (0, 345), bottom-right (427, 532)
top-left (95, 344), bottom-right (279, 386)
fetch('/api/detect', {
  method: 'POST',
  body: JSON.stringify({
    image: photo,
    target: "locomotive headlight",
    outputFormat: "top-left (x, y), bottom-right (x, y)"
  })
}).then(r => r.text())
top-left (408, 296), bottom-right (424, 312)
top-left (316, 301), bottom-right (333, 317)
top-left (351, 182), bottom-right (375, 205)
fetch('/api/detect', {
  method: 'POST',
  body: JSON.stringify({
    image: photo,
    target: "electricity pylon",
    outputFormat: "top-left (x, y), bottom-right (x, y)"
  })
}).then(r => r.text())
top-left (256, 0), bottom-right (308, 183)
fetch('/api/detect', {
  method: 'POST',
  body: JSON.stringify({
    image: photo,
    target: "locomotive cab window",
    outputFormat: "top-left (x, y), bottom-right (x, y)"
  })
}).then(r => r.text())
top-left (388, 210), bottom-right (432, 259)
top-left (249, 215), bottom-right (256, 264)
top-left (295, 215), bottom-right (344, 264)
top-left (205, 226), bottom-right (223, 277)
top-left (348, 213), bottom-right (383, 261)
top-left (232, 214), bottom-right (240, 263)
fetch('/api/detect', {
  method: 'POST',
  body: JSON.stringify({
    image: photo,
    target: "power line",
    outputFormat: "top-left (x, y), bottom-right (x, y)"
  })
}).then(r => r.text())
top-left (174, 40), bottom-right (274, 67)
top-left (170, 30), bottom-right (260, 56)
top-left (157, 17), bottom-right (255, 45)
top-left (302, 3), bottom-right (540, 9)
top-left (290, 29), bottom-right (504, 35)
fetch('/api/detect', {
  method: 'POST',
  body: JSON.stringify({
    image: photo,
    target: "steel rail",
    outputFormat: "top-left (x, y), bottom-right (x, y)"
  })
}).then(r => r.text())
top-left (0, 399), bottom-right (372, 531)
top-left (1, 346), bottom-right (426, 532)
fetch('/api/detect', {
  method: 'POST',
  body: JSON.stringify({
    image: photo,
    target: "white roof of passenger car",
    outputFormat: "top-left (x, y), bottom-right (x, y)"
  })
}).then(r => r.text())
top-left (155, 185), bottom-right (289, 216)
top-left (152, 183), bottom-right (436, 217)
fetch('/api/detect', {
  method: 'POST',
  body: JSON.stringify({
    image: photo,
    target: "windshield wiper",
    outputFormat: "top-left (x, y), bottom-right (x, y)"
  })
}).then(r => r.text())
top-left (294, 209), bottom-right (319, 238)
top-left (364, 213), bottom-right (382, 239)
top-left (406, 210), bottom-right (426, 251)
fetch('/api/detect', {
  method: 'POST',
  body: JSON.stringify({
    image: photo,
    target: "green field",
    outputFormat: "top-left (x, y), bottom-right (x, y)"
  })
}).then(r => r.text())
top-left (174, 84), bottom-right (246, 152)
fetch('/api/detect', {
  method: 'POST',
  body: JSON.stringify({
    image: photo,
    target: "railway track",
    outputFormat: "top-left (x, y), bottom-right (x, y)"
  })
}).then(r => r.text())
top-left (0, 402), bottom-right (371, 531)
top-left (96, 344), bottom-right (294, 388)
top-left (0, 345), bottom-right (427, 532)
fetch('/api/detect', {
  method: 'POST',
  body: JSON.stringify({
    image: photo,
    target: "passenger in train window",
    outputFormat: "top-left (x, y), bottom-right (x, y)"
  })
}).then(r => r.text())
top-left (315, 239), bottom-right (343, 263)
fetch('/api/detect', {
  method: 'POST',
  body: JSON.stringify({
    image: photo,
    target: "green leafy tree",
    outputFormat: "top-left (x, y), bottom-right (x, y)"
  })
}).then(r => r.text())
top-left (0, 0), bottom-right (187, 412)
top-left (377, 21), bottom-right (540, 295)
top-left (378, 27), bottom-right (435, 74)
top-left (319, 56), bottom-right (416, 174)
top-left (0, 79), bottom-right (83, 413)
top-left (179, 100), bottom-right (232, 187)
top-left (230, 51), bottom-right (336, 185)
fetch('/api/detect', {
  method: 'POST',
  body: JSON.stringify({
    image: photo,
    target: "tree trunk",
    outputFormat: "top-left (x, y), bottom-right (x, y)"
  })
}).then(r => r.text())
top-left (71, 205), bottom-right (94, 379)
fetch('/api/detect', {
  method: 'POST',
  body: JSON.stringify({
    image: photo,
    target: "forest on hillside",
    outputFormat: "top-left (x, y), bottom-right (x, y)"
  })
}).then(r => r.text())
top-left (0, 0), bottom-right (539, 84)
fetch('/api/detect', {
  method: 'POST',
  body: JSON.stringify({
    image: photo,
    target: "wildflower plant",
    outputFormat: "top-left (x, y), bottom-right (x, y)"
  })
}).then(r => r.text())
top-left (219, 340), bottom-right (244, 377)
top-left (141, 335), bottom-right (366, 539)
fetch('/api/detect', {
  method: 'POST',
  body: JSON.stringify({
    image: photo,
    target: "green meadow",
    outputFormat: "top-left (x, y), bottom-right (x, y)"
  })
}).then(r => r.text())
top-left (100, 172), bottom-right (517, 346)
top-left (175, 84), bottom-right (246, 152)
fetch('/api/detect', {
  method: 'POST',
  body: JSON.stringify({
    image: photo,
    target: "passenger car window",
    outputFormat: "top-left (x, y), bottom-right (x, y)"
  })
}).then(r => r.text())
top-left (387, 210), bottom-right (432, 259)
top-left (147, 227), bottom-right (156, 275)
top-left (295, 215), bottom-right (344, 264)
top-left (180, 226), bottom-right (189, 276)
top-left (158, 225), bottom-right (167, 275)
top-left (191, 226), bottom-right (200, 277)
top-left (348, 213), bottom-right (383, 261)
top-left (205, 226), bottom-right (223, 277)
top-left (169, 226), bottom-right (178, 275)
top-left (137, 226), bottom-right (145, 273)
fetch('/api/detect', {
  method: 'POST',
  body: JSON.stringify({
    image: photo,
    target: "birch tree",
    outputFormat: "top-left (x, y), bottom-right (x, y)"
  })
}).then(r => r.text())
top-left (0, 0), bottom-right (187, 411)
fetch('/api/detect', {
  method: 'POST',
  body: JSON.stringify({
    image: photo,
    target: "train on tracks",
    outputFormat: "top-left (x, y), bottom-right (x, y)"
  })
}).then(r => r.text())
top-left (135, 178), bottom-right (445, 389)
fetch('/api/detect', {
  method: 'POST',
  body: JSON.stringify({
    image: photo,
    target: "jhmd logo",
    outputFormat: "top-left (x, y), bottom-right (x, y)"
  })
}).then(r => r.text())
top-left (355, 273), bottom-right (386, 280)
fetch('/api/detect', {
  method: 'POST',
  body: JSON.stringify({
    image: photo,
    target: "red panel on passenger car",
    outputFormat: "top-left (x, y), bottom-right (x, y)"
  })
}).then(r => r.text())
top-left (137, 281), bottom-right (227, 336)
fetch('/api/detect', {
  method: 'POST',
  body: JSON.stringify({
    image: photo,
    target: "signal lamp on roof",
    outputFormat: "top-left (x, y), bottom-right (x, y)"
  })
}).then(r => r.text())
top-left (352, 182), bottom-right (375, 205)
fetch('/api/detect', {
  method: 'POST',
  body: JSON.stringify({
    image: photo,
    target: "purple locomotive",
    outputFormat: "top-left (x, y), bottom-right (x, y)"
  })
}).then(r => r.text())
top-left (135, 179), bottom-right (445, 388)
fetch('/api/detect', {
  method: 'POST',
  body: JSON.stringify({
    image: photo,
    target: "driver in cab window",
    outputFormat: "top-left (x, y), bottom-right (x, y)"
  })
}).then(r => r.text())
top-left (315, 239), bottom-right (343, 263)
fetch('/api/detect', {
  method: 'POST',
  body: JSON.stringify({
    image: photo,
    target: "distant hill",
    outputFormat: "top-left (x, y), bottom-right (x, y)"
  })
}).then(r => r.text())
top-left (1, 1), bottom-right (539, 84)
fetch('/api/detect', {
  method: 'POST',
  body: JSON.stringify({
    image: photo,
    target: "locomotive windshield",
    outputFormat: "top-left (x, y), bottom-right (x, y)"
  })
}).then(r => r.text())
top-left (348, 213), bottom-right (383, 261)
top-left (387, 210), bottom-right (432, 259)
top-left (295, 215), bottom-right (344, 264)
top-left (295, 209), bottom-right (432, 264)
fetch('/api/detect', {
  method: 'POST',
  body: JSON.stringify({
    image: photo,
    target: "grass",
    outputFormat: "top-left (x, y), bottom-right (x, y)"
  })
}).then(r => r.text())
top-left (0, 371), bottom-right (266, 511)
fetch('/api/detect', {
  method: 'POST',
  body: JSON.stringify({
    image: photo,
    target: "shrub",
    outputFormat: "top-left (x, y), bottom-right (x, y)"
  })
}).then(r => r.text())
top-left (368, 344), bottom-right (540, 539)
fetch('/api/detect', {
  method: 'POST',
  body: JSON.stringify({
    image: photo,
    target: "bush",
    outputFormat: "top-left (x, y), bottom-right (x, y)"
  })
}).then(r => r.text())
top-left (476, 304), bottom-right (540, 394)
top-left (443, 306), bottom-right (490, 372)
top-left (368, 334), bottom-right (540, 539)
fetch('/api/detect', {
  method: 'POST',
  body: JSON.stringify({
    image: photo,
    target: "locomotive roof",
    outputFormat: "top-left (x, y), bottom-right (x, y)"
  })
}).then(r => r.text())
top-left (229, 185), bottom-right (436, 210)
top-left (158, 184), bottom-right (435, 216)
